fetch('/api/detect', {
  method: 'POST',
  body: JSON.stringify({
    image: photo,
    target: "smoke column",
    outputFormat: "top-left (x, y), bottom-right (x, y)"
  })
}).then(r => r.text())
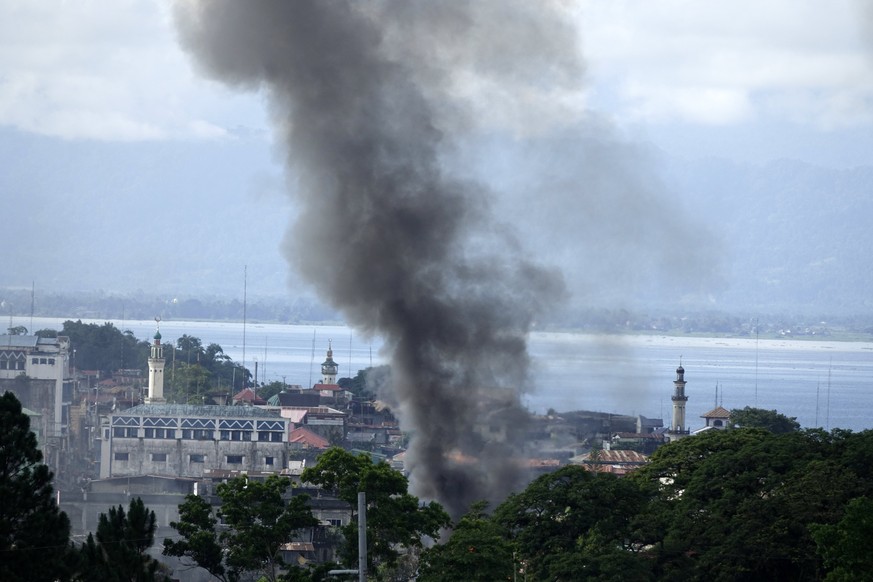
top-left (174, 1), bottom-right (580, 515)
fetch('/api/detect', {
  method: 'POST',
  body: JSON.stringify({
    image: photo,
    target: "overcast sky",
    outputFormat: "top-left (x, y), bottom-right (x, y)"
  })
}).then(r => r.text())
top-left (1, 0), bottom-right (872, 304)
top-left (1, 0), bottom-right (870, 165)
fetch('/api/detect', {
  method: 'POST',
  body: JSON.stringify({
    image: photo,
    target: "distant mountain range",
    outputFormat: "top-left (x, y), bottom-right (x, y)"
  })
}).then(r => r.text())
top-left (2, 128), bottom-right (871, 319)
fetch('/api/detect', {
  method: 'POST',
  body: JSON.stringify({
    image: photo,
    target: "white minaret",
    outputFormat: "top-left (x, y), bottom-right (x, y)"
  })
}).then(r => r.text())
top-left (146, 317), bottom-right (166, 403)
top-left (669, 362), bottom-right (689, 441)
top-left (321, 340), bottom-right (338, 385)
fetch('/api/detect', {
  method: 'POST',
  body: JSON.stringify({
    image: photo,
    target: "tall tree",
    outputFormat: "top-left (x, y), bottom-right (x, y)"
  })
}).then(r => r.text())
top-left (0, 391), bottom-right (73, 582)
top-left (163, 494), bottom-right (231, 582)
top-left (75, 497), bottom-right (168, 582)
top-left (418, 501), bottom-right (514, 582)
top-left (301, 448), bottom-right (450, 577)
top-left (493, 465), bottom-right (650, 581)
top-left (167, 476), bottom-right (317, 582)
top-left (811, 496), bottom-right (873, 582)
top-left (729, 406), bottom-right (801, 433)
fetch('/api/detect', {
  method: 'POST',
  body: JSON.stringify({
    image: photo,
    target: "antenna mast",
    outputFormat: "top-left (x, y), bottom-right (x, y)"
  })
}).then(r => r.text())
top-left (242, 265), bottom-right (247, 389)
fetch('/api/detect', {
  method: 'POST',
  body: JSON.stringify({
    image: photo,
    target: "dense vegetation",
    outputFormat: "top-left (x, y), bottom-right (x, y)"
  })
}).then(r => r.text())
top-left (419, 426), bottom-right (873, 581)
top-left (4, 386), bottom-right (873, 580)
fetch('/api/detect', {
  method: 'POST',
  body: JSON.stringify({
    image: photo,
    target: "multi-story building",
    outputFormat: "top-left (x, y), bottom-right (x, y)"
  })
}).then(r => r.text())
top-left (0, 333), bottom-right (72, 469)
top-left (100, 403), bottom-right (290, 479)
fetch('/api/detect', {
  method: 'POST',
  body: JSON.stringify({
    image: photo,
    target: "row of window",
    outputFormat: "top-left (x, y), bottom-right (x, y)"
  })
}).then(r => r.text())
top-left (113, 452), bottom-right (275, 466)
top-left (112, 428), bottom-right (284, 442)
top-left (0, 361), bottom-right (25, 370)
top-left (31, 357), bottom-right (56, 365)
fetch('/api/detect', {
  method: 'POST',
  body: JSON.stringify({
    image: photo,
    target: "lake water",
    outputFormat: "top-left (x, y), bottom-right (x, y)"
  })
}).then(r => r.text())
top-left (25, 317), bottom-right (873, 432)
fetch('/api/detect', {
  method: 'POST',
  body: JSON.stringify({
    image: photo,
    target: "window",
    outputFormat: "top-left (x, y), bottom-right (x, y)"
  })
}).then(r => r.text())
top-left (145, 428), bottom-right (175, 439)
top-left (113, 427), bottom-right (138, 438)
top-left (48, 358), bottom-right (55, 365)
top-left (114, 452), bottom-right (129, 461)
top-left (15, 361), bottom-right (24, 370)
top-left (190, 454), bottom-right (206, 463)
top-left (327, 519), bottom-right (343, 527)
top-left (39, 358), bottom-right (47, 365)
top-left (32, 358), bottom-right (39, 365)
top-left (183, 429), bottom-right (212, 440)
top-left (152, 453), bottom-right (167, 462)
top-left (226, 455), bottom-right (243, 464)
top-left (259, 431), bottom-right (284, 442)
top-left (0, 361), bottom-right (6, 370)
top-left (264, 456), bottom-right (274, 466)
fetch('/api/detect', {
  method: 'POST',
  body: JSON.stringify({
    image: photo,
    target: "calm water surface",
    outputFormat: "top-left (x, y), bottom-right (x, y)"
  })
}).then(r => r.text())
top-left (27, 317), bottom-right (873, 432)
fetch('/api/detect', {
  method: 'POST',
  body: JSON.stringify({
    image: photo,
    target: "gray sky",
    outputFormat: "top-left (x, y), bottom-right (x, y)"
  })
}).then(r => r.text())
top-left (1, 1), bottom-right (870, 162)
top-left (1, 0), bottom-right (872, 303)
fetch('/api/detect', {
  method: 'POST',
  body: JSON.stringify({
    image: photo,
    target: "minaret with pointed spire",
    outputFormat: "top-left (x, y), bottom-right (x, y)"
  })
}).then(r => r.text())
top-left (146, 317), bottom-right (166, 403)
top-left (321, 340), bottom-right (338, 385)
top-left (668, 361), bottom-right (689, 441)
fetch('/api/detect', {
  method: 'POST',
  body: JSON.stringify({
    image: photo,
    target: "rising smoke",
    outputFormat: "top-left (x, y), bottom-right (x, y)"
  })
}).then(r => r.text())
top-left (172, 1), bottom-right (692, 515)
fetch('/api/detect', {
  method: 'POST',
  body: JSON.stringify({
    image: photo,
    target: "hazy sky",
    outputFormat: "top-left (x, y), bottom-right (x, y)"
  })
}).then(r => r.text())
top-left (1, 0), bottom-right (870, 164)
top-left (1, 0), bottom-right (872, 303)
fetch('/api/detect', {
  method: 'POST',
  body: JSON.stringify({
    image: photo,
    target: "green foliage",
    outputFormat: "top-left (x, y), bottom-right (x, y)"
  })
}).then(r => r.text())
top-left (62, 320), bottom-right (151, 374)
top-left (418, 501), bottom-right (514, 582)
top-left (337, 365), bottom-right (390, 399)
top-left (163, 494), bottom-right (230, 582)
top-left (218, 476), bottom-right (316, 582)
top-left (6, 325), bottom-right (27, 335)
top-left (632, 428), bottom-right (858, 580)
top-left (301, 448), bottom-right (450, 576)
top-left (75, 497), bottom-right (168, 581)
top-left (168, 477), bottom-right (319, 581)
top-left (729, 406), bottom-right (801, 433)
top-left (0, 392), bottom-right (73, 582)
top-left (493, 465), bottom-right (651, 581)
top-left (164, 336), bottom-right (249, 403)
top-left (811, 496), bottom-right (873, 581)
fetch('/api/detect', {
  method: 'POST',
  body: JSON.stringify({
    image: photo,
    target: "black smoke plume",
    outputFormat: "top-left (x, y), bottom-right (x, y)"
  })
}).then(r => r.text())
top-left (174, 1), bottom-right (580, 515)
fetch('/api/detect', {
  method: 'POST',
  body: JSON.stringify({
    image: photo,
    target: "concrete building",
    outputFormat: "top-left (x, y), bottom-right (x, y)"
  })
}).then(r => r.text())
top-left (666, 363), bottom-right (690, 442)
top-left (320, 341), bottom-right (338, 385)
top-left (145, 319), bottom-right (166, 404)
top-left (101, 403), bottom-right (290, 479)
top-left (0, 333), bottom-right (72, 468)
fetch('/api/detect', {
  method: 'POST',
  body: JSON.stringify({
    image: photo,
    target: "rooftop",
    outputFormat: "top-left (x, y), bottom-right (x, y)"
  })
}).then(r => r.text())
top-left (117, 404), bottom-right (282, 418)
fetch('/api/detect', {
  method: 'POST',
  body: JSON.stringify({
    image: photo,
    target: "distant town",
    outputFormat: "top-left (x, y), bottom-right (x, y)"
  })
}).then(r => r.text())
top-left (1, 316), bottom-right (780, 578)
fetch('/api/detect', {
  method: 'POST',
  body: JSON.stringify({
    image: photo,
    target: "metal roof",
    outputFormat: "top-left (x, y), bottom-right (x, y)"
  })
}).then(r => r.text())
top-left (0, 335), bottom-right (40, 348)
top-left (118, 404), bottom-right (282, 418)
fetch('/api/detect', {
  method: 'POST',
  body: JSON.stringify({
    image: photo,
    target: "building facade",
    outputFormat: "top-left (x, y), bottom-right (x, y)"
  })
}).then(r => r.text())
top-left (0, 334), bottom-right (72, 468)
top-left (101, 404), bottom-right (290, 479)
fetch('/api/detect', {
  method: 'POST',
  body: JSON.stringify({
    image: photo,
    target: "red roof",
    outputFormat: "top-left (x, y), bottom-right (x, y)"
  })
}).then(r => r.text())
top-left (701, 406), bottom-right (731, 419)
top-left (232, 388), bottom-right (267, 405)
top-left (289, 427), bottom-right (329, 449)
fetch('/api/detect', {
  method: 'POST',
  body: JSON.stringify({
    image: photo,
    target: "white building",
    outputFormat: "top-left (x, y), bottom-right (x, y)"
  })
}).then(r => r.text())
top-left (0, 334), bottom-right (71, 467)
top-left (101, 403), bottom-right (290, 479)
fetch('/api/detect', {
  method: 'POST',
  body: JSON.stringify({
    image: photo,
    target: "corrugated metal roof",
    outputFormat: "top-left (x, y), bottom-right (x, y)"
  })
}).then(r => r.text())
top-left (0, 335), bottom-right (40, 348)
top-left (118, 404), bottom-right (281, 418)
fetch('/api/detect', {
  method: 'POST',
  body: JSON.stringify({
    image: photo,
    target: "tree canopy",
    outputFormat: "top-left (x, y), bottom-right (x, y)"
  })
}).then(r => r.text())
top-left (75, 497), bottom-right (168, 581)
top-left (301, 448), bottom-right (450, 578)
top-left (411, 426), bottom-right (873, 581)
top-left (729, 406), bottom-right (801, 433)
top-left (165, 475), bottom-right (317, 582)
top-left (0, 391), bottom-right (72, 582)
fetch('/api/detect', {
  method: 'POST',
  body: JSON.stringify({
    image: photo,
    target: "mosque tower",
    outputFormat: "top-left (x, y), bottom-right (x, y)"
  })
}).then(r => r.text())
top-left (321, 340), bottom-right (338, 385)
top-left (668, 362), bottom-right (689, 441)
top-left (146, 317), bottom-right (166, 404)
